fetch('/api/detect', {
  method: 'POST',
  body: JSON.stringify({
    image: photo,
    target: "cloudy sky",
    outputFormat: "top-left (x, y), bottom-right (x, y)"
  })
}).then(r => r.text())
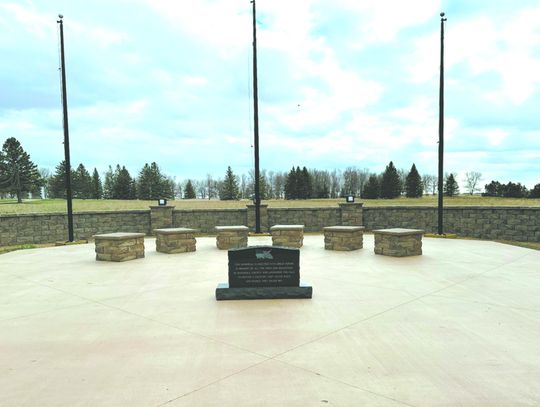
top-left (0, 0), bottom-right (539, 188)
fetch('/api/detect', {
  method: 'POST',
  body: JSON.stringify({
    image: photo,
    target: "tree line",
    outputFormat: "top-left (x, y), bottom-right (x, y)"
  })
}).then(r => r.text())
top-left (1, 137), bottom-right (539, 201)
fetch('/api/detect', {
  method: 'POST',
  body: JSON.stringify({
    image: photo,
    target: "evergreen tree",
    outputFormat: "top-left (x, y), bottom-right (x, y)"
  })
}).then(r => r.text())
top-left (284, 167), bottom-right (298, 199)
top-left (72, 163), bottom-right (92, 199)
top-left (112, 165), bottom-right (135, 199)
top-left (362, 174), bottom-right (380, 199)
top-left (502, 182), bottom-right (528, 198)
top-left (220, 166), bottom-right (239, 200)
top-left (0, 137), bottom-right (41, 203)
top-left (162, 177), bottom-right (175, 199)
top-left (444, 173), bottom-right (459, 197)
top-left (299, 166), bottom-right (312, 199)
top-left (184, 179), bottom-right (196, 199)
top-left (103, 165), bottom-right (115, 199)
top-left (405, 163), bottom-right (423, 198)
top-left (47, 160), bottom-right (74, 199)
top-left (91, 168), bottom-right (103, 199)
top-left (136, 162), bottom-right (171, 200)
top-left (483, 180), bottom-right (502, 197)
top-left (380, 161), bottom-right (401, 199)
top-left (529, 184), bottom-right (540, 199)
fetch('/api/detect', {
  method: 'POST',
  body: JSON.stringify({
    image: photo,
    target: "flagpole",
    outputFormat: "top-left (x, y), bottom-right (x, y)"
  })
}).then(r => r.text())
top-left (437, 12), bottom-right (447, 235)
top-left (57, 14), bottom-right (74, 242)
top-left (251, 0), bottom-right (261, 233)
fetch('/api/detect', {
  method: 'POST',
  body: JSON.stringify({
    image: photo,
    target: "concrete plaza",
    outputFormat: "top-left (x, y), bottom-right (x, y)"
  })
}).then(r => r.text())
top-left (1, 235), bottom-right (539, 406)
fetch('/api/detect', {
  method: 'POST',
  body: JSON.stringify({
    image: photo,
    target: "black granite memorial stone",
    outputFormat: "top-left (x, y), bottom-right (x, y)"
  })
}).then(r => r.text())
top-left (216, 246), bottom-right (312, 300)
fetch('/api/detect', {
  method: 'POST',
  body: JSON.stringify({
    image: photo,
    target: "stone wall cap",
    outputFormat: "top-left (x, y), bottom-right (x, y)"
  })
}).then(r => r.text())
top-left (338, 202), bottom-right (364, 206)
top-left (373, 228), bottom-right (424, 236)
top-left (154, 227), bottom-right (198, 234)
top-left (215, 225), bottom-right (249, 231)
top-left (324, 226), bottom-right (365, 232)
top-left (149, 205), bottom-right (175, 209)
top-left (270, 224), bottom-right (305, 230)
top-left (93, 232), bottom-right (146, 240)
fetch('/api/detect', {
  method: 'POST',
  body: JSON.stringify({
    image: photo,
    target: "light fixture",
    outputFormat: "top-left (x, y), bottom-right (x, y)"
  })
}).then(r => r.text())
top-left (346, 195), bottom-right (355, 203)
top-left (158, 198), bottom-right (167, 206)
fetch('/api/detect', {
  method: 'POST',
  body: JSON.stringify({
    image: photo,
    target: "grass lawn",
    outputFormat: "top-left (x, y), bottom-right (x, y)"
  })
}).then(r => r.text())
top-left (1, 195), bottom-right (539, 215)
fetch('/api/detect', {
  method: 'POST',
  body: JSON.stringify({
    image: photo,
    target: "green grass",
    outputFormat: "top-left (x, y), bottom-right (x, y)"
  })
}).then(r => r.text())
top-left (1, 195), bottom-right (539, 215)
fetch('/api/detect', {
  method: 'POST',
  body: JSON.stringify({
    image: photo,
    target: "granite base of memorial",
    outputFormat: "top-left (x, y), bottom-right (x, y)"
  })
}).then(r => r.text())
top-left (216, 246), bottom-right (312, 300)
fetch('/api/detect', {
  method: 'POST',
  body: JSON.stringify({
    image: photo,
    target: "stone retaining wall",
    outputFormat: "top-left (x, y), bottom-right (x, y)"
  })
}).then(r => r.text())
top-left (0, 210), bottom-right (150, 246)
top-left (363, 206), bottom-right (539, 242)
top-left (1, 205), bottom-right (538, 246)
top-left (173, 209), bottom-right (247, 233)
top-left (268, 208), bottom-right (341, 232)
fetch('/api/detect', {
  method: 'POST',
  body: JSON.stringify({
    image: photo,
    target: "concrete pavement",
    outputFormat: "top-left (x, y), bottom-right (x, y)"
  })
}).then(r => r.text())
top-left (1, 235), bottom-right (539, 406)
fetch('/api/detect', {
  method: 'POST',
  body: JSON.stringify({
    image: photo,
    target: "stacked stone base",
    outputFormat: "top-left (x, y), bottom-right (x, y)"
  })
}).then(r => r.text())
top-left (155, 228), bottom-right (197, 254)
top-left (373, 228), bottom-right (423, 257)
top-left (215, 226), bottom-right (249, 250)
top-left (270, 225), bottom-right (304, 248)
top-left (94, 232), bottom-right (145, 262)
top-left (324, 226), bottom-right (364, 251)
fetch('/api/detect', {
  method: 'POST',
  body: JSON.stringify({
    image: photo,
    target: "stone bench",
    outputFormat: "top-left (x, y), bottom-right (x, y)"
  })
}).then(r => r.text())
top-left (215, 226), bottom-right (249, 250)
top-left (94, 232), bottom-right (145, 262)
top-left (270, 225), bottom-right (304, 248)
top-left (323, 226), bottom-right (365, 251)
top-left (154, 228), bottom-right (198, 254)
top-left (373, 228), bottom-right (424, 257)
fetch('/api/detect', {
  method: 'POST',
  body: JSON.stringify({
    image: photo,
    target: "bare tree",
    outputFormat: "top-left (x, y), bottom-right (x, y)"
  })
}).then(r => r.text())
top-left (195, 180), bottom-right (206, 199)
top-left (464, 171), bottom-right (482, 195)
top-left (358, 168), bottom-right (370, 196)
top-left (422, 174), bottom-right (436, 196)
top-left (240, 174), bottom-right (247, 199)
top-left (273, 172), bottom-right (285, 199)
top-left (329, 169), bottom-right (341, 198)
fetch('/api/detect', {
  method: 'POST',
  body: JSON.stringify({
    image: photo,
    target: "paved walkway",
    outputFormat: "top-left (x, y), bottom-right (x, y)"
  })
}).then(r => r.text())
top-left (1, 235), bottom-right (539, 406)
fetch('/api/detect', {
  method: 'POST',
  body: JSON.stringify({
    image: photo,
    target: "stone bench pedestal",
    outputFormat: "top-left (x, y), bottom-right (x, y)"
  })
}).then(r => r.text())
top-left (323, 226), bottom-right (365, 251)
top-left (270, 225), bottom-right (304, 248)
top-left (215, 226), bottom-right (249, 250)
top-left (373, 228), bottom-right (424, 257)
top-left (94, 232), bottom-right (145, 262)
top-left (154, 228), bottom-right (198, 254)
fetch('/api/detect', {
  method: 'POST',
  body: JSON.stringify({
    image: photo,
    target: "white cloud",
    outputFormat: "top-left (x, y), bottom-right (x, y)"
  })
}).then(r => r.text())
top-left (409, 6), bottom-right (540, 105)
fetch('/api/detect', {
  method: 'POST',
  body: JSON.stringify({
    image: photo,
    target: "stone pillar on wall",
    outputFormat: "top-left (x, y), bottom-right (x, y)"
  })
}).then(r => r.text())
top-left (246, 204), bottom-right (269, 233)
top-left (149, 205), bottom-right (175, 234)
top-left (339, 202), bottom-right (363, 226)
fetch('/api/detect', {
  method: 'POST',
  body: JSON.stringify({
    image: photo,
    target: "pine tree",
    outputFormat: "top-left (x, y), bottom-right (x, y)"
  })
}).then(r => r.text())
top-left (47, 160), bottom-right (74, 199)
top-left (284, 167), bottom-right (297, 199)
top-left (220, 166), bottom-right (239, 200)
top-left (91, 168), bottom-right (103, 199)
top-left (184, 179), bottom-right (196, 199)
top-left (380, 161), bottom-right (401, 199)
top-left (529, 184), bottom-right (540, 199)
top-left (136, 162), bottom-right (170, 200)
top-left (299, 167), bottom-right (312, 199)
top-left (0, 137), bottom-right (41, 203)
top-left (405, 163), bottom-right (423, 198)
top-left (444, 173), bottom-right (459, 197)
top-left (362, 174), bottom-right (380, 199)
top-left (72, 163), bottom-right (92, 199)
top-left (112, 166), bottom-right (135, 199)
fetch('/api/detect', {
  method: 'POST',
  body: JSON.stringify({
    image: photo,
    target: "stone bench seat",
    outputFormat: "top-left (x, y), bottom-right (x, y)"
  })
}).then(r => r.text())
top-left (154, 228), bottom-right (198, 254)
top-left (270, 225), bottom-right (304, 248)
top-left (373, 228), bottom-right (424, 257)
top-left (94, 232), bottom-right (145, 262)
top-left (215, 226), bottom-right (249, 250)
top-left (323, 226), bottom-right (365, 251)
